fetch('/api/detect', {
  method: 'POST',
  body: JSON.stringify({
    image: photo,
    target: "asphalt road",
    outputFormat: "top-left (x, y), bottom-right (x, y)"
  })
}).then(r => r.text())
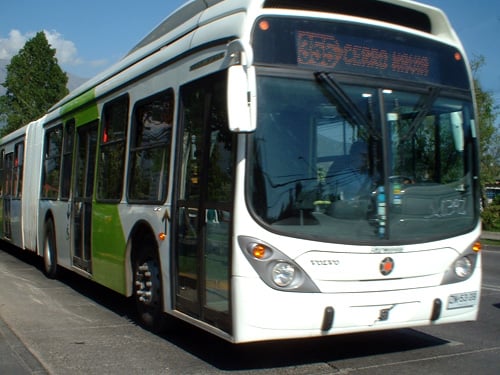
top-left (0, 242), bottom-right (499, 375)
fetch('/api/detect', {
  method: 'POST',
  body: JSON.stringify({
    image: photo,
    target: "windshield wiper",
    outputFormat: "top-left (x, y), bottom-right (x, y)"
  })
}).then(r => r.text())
top-left (315, 72), bottom-right (380, 140)
top-left (401, 87), bottom-right (441, 141)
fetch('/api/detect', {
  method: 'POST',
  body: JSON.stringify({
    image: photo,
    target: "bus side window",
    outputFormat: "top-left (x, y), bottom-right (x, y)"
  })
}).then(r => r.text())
top-left (128, 89), bottom-right (173, 203)
top-left (41, 126), bottom-right (62, 199)
top-left (0, 149), bottom-right (4, 197)
top-left (14, 142), bottom-right (24, 198)
top-left (97, 95), bottom-right (129, 202)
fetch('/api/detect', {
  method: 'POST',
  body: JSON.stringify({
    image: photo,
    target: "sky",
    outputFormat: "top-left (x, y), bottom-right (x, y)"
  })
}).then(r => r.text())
top-left (0, 0), bottom-right (499, 108)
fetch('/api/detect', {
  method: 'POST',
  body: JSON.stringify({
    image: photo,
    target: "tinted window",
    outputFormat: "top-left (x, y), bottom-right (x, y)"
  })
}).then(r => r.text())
top-left (128, 89), bottom-right (173, 203)
top-left (97, 95), bottom-right (129, 201)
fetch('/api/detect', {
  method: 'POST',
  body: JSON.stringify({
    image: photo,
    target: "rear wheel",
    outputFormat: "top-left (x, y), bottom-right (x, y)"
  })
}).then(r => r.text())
top-left (43, 220), bottom-right (58, 279)
top-left (133, 243), bottom-right (167, 332)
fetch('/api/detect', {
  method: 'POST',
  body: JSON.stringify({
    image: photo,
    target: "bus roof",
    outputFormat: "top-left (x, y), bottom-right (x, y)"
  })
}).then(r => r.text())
top-left (48, 0), bottom-right (458, 117)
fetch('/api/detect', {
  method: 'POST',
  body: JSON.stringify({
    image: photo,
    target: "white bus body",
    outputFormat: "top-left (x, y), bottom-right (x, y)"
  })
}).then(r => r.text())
top-left (0, 0), bottom-right (481, 343)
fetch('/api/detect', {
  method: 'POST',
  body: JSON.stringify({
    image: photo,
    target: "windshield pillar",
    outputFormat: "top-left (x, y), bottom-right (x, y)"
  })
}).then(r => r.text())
top-left (378, 88), bottom-right (391, 239)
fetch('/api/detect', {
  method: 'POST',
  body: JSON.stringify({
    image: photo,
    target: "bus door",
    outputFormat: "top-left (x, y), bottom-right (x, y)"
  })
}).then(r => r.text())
top-left (71, 122), bottom-right (98, 273)
top-left (2, 152), bottom-right (13, 239)
top-left (174, 72), bottom-right (234, 333)
top-left (0, 150), bottom-right (4, 238)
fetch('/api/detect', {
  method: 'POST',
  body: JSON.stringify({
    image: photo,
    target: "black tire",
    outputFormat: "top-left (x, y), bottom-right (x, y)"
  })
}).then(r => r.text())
top-left (43, 220), bottom-right (58, 279)
top-left (133, 242), bottom-right (168, 332)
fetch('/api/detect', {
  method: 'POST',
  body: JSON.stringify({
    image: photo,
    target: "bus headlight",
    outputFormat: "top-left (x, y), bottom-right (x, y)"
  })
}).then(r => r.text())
top-left (272, 262), bottom-right (296, 287)
top-left (454, 256), bottom-right (473, 278)
top-left (441, 245), bottom-right (478, 285)
top-left (238, 236), bottom-right (320, 292)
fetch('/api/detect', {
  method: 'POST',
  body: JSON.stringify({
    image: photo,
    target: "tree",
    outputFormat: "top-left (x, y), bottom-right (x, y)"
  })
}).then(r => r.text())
top-left (472, 56), bottom-right (500, 230)
top-left (482, 194), bottom-right (500, 231)
top-left (0, 31), bottom-right (68, 136)
top-left (471, 56), bottom-right (500, 199)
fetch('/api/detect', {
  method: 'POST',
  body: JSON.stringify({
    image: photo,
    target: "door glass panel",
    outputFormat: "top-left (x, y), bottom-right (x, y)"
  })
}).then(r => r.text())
top-left (61, 121), bottom-right (75, 200)
top-left (204, 209), bottom-right (230, 312)
top-left (175, 72), bottom-right (233, 332)
top-left (3, 153), bottom-right (13, 238)
top-left (175, 95), bottom-right (203, 308)
top-left (73, 123), bottom-right (97, 272)
top-left (204, 92), bottom-right (233, 314)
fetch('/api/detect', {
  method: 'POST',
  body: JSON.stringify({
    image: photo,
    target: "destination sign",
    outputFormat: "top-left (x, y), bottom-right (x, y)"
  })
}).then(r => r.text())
top-left (297, 31), bottom-right (430, 78)
top-left (297, 31), bottom-right (431, 77)
top-left (252, 17), bottom-right (470, 90)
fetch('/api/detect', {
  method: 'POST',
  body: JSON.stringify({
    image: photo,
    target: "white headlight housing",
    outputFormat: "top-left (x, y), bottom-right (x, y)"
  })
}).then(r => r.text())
top-left (441, 248), bottom-right (478, 285)
top-left (238, 236), bottom-right (320, 292)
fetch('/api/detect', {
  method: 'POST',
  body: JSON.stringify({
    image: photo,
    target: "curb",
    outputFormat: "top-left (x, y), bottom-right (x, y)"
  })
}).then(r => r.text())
top-left (0, 316), bottom-right (48, 375)
top-left (481, 231), bottom-right (500, 241)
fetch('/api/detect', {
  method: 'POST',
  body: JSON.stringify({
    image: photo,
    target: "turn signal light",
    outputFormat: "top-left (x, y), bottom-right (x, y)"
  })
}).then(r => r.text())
top-left (252, 244), bottom-right (268, 259)
top-left (472, 242), bottom-right (481, 252)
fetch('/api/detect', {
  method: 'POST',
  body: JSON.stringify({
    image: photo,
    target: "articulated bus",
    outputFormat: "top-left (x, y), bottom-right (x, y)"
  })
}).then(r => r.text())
top-left (0, 0), bottom-right (481, 343)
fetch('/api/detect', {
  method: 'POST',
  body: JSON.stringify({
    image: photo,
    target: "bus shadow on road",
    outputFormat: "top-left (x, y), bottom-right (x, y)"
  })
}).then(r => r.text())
top-left (160, 324), bottom-right (448, 371)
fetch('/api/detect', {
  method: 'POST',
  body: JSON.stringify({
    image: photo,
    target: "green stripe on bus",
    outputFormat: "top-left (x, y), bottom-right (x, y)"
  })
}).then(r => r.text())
top-left (92, 203), bottom-right (127, 294)
top-left (60, 89), bottom-right (97, 120)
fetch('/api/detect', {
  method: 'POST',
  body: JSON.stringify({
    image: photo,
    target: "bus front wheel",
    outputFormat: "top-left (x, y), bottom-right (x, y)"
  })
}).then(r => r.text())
top-left (133, 244), bottom-right (166, 332)
top-left (43, 220), bottom-right (58, 279)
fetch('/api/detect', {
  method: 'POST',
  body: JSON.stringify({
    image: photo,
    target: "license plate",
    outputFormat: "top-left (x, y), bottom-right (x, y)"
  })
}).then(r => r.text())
top-left (447, 291), bottom-right (478, 309)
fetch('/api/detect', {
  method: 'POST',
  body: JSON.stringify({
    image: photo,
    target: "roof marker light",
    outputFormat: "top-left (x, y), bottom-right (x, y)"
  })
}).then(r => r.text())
top-left (259, 20), bottom-right (270, 31)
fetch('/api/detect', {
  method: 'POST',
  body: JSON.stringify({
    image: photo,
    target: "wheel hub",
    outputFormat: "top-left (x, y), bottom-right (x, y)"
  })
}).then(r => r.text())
top-left (135, 260), bottom-right (158, 305)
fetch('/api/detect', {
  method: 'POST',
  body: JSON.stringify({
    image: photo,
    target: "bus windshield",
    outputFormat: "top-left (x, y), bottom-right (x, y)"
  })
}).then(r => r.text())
top-left (248, 73), bottom-right (477, 244)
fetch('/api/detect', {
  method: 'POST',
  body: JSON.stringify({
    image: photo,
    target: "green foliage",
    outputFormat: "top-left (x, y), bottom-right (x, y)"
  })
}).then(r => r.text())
top-left (471, 55), bottom-right (500, 211)
top-left (472, 57), bottom-right (500, 178)
top-left (0, 31), bottom-right (68, 136)
top-left (481, 195), bottom-right (500, 231)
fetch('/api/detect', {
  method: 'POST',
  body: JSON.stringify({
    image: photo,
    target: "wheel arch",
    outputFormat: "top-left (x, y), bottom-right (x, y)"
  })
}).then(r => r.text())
top-left (39, 210), bottom-right (56, 257)
top-left (41, 210), bottom-right (58, 278)
top-left (125, 220), bottom-right (159, 297)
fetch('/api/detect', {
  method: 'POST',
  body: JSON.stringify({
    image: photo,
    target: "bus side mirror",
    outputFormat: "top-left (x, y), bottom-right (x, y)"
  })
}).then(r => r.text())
top-left (227, 65), bottom-right (256, 132)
